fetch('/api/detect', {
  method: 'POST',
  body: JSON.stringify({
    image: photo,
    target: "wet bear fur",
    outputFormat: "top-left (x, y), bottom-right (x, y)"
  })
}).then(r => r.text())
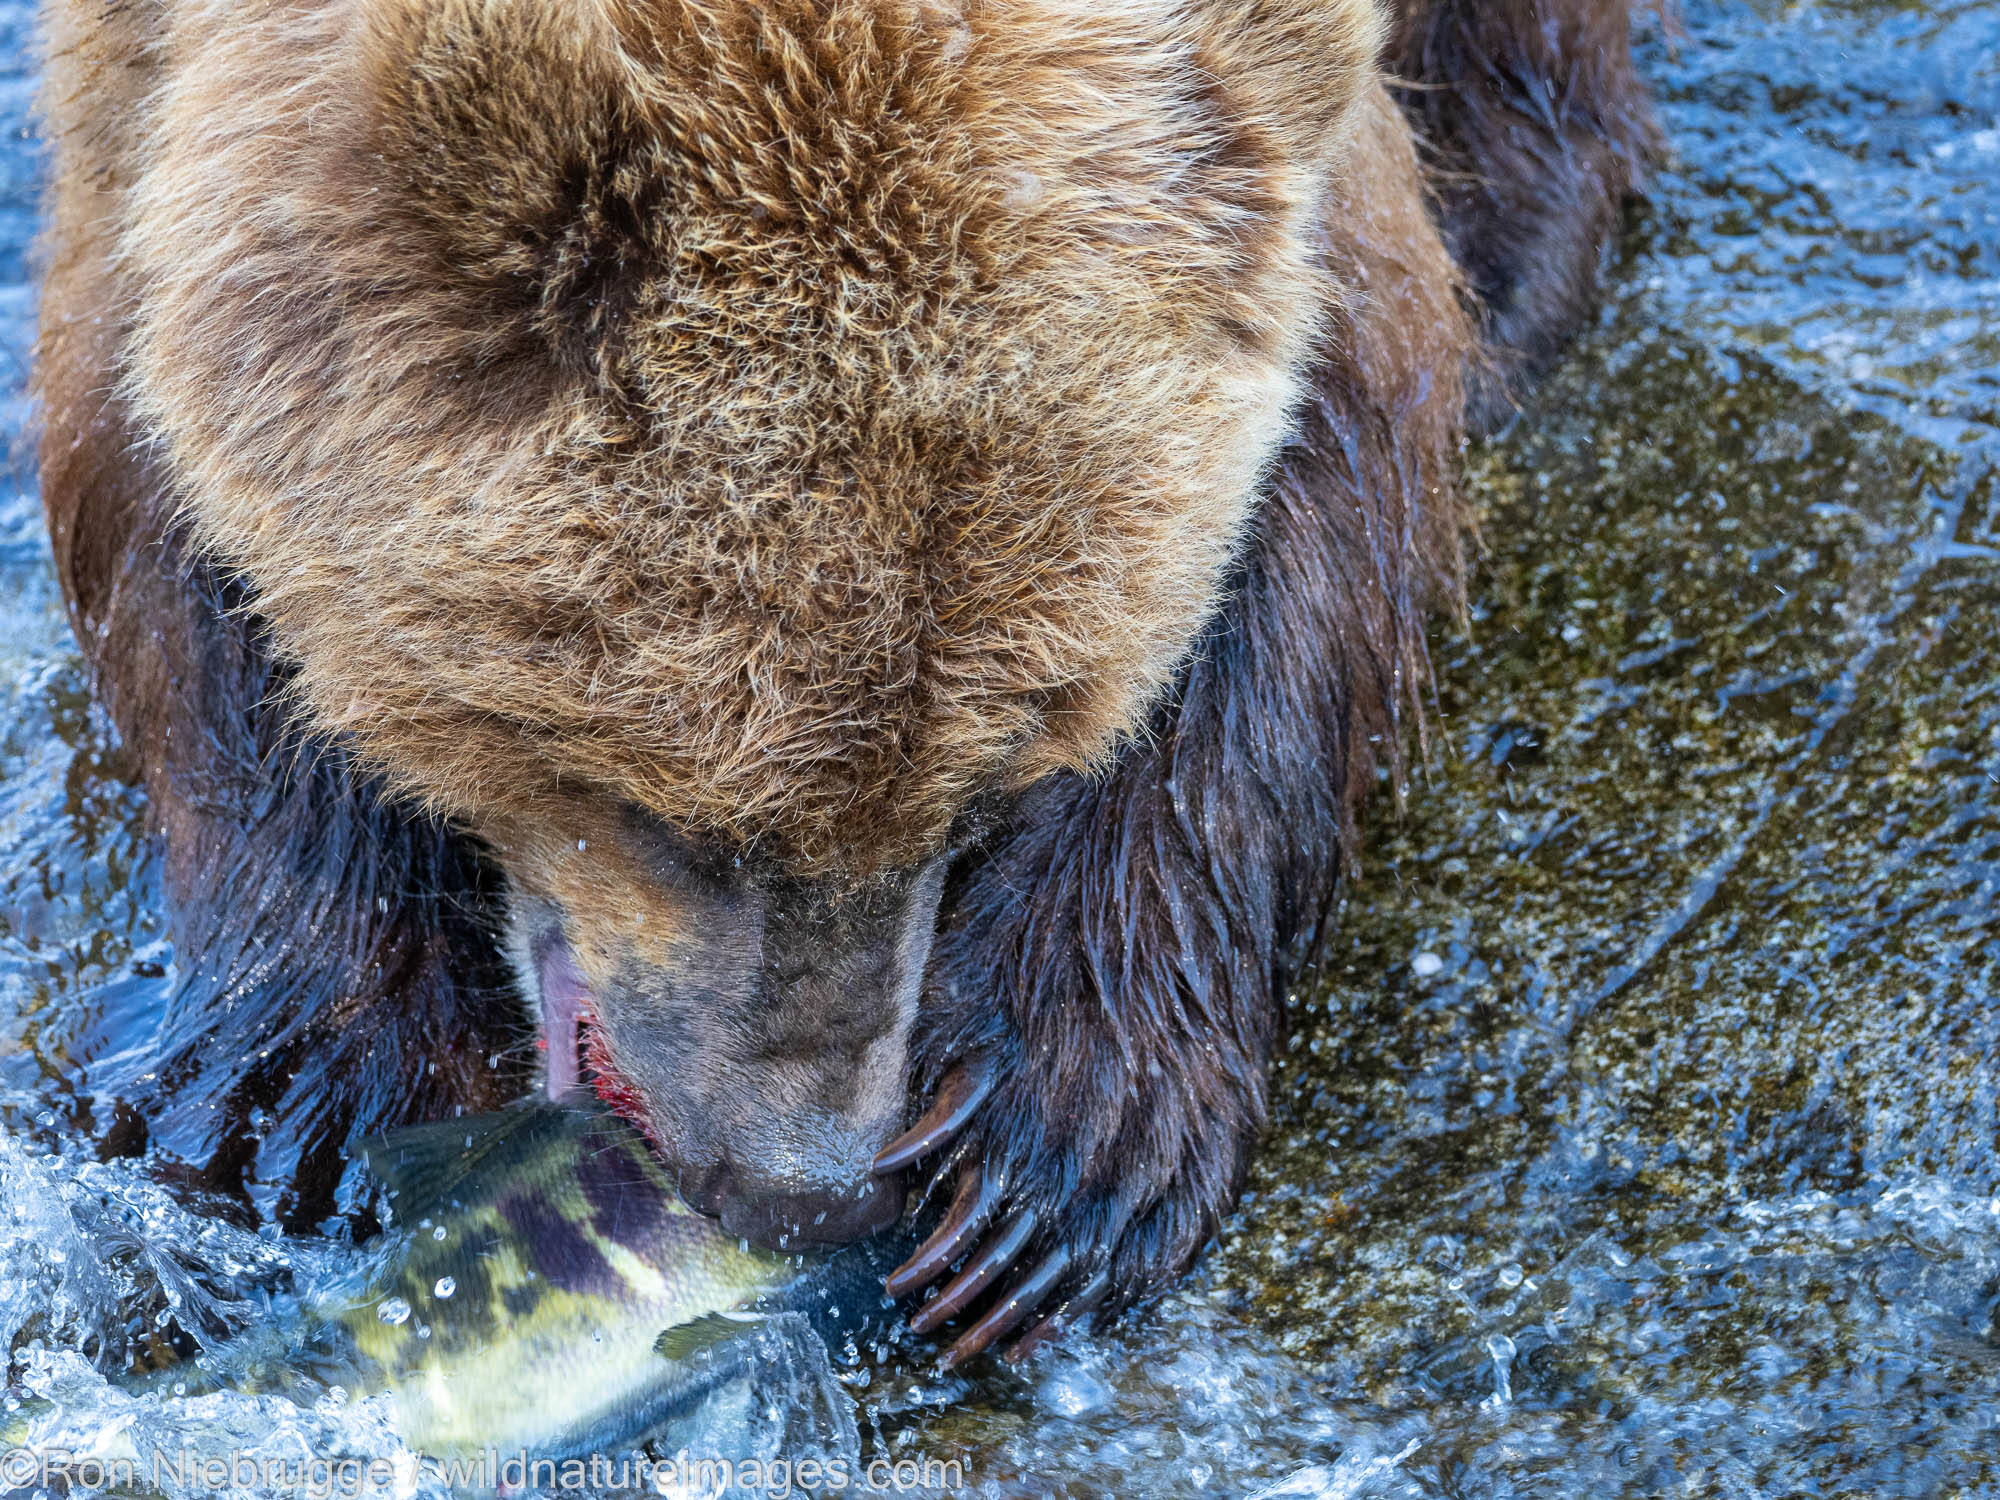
top-left (34, 0), bottom-right (1654, 1331)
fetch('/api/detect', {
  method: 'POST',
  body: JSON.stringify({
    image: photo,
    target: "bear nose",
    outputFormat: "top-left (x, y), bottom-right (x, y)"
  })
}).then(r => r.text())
top-left (682, 1162), bottom-right (901, 1250)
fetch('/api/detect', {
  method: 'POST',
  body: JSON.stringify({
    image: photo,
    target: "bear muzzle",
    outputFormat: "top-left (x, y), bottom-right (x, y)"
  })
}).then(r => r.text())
top-left (506, 831), bottom-right (948, 1253)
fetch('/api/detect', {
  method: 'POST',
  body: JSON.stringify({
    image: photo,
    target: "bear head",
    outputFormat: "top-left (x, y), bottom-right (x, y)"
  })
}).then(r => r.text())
top-left (121, 0), bottom-right (1383, 1246)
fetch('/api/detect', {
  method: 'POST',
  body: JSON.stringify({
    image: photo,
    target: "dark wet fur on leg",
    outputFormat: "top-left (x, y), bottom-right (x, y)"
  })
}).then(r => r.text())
top-left (1387, 0), bottom-right (1661, 428)
top-left (45, 512), bottom-right (530, 1224)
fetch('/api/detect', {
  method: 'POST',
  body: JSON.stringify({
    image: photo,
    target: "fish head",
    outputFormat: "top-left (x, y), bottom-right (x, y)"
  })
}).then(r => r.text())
top-left (483, 799), bottom-right (947, 1251)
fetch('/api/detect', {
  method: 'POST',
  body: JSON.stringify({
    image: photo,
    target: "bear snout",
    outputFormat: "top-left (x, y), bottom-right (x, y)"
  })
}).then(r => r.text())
top-left (494, 806), bottom-right (949, 1251)
top-left (681, 1156), bottom-right (904, 1251)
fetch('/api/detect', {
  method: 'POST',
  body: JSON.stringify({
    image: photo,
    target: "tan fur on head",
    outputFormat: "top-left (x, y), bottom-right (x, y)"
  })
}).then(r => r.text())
top-left (122, 0), bottom-right (1383, 871)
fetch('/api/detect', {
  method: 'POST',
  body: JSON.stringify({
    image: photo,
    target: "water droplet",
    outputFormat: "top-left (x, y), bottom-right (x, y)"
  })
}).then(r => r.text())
top-left (377, 1296), bottom-right (412, 1326)
top-left (1498, 1263), bottom-right (1525, 1288)
top-left (432, 1225), bottom-right (448, 1242)
top-left (434, 1276), bottom-right (456, 1299)
top-left (1412, 951), bottom-right (1444, 978)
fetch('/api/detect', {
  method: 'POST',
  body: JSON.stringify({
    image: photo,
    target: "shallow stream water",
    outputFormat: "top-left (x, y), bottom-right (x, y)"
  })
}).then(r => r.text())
top-left (3, 3), bottom-right (1999, 1497)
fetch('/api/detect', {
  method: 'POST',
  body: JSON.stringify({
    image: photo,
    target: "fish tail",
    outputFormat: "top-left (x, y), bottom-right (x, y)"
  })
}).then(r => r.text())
top-left (0, 1397), bottom-right (53, 1448)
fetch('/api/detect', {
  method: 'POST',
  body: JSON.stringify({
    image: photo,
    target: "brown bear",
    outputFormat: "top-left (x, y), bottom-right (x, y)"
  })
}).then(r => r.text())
top-left (34, 0), bottom-right (1652, 1361)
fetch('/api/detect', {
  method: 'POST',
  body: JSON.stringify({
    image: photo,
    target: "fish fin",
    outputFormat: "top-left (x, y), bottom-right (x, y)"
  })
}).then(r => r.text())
top-left (358, 1097), bottom-right (604, 1213)
top-left (655, 1310), bottom-right (765, 1363)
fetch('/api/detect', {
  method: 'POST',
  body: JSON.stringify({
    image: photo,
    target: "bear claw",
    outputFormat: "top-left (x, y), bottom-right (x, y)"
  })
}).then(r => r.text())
top-left (940, 1243), bottom-right (1074, 1367)
top-left (1005, 1269), bottom-right (1112, 1364)
top-left (873, 1063), bottom-right (992, 1173)
top-left (884, 1170), bottom-right (1001, 1297)
top-left (907, 1206), bottom-right (1039, 1335)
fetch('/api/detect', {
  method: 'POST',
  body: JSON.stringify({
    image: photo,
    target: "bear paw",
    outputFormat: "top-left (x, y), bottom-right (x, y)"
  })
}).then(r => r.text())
top-left (872, 1050), bottom-right (1237, 1366)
